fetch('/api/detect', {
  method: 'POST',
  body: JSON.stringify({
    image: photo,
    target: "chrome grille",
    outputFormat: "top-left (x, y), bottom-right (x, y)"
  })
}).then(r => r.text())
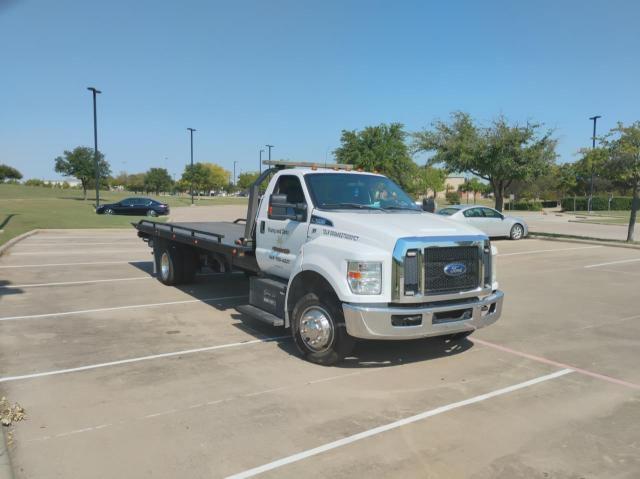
top-left (392, 235), bottom-right (489, 303)
top-left (424, 246), bottom-right (480, 294)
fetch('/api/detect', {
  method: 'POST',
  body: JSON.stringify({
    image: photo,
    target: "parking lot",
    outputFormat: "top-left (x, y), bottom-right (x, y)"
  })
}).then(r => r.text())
top-left (1, 229), bottom-right (639, 478)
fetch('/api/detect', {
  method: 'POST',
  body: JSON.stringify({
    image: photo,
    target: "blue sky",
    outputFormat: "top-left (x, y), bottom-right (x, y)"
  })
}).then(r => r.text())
top-left (1, 0), bottom-right (639, 180)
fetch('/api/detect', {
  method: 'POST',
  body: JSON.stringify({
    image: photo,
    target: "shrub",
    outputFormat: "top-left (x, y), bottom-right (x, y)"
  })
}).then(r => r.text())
top-left (510, 201), bottom-right (543, 211)
top-left (24, 179), bottom-right (45, 187)
top-left (445, 191), bottom-right (461, 204)
top-left (561, 196), bottom-right (632, 211)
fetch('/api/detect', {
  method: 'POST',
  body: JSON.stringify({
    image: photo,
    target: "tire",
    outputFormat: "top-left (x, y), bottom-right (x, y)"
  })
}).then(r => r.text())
top-left (147, 209), bottom-right (158, 217)
top-left (104, 208), bottom-right (114, 215)
top-left (510, 223), bottom-right (524, 240)
top-left (154, 242), bottom-right (184, 285)
top-left (291, 292), bottom-right (354, 365)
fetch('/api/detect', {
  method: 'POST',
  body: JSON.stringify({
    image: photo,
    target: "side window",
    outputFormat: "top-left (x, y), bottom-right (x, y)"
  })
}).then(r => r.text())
top-left (463, 208), bottom-right (482, 218)
top-left (482, 208), bottom-right (502, 219)
top-left (121, 198), bottom-right (134, 206)
top-left (269, 175), bottom-right (307, 221)
top-left (275, 175), bottom-right (306, 204)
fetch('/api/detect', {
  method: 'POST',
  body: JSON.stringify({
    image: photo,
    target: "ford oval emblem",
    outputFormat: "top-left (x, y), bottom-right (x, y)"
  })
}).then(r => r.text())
top-left (444, 262), bottom-right (467, 277)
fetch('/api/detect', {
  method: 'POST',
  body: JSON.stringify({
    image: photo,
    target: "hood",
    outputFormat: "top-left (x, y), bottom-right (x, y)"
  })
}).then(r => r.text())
top-left (312, 209), bottom-right (486, 252)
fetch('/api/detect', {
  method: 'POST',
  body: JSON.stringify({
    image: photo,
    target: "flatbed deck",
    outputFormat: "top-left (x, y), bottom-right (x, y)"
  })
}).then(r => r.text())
top-left (134, 219), bottom-right (259, 272)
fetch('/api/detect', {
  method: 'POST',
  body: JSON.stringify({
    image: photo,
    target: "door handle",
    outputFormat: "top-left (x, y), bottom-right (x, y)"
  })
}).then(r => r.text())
top-left (260, 221), bottom-right (265, 233)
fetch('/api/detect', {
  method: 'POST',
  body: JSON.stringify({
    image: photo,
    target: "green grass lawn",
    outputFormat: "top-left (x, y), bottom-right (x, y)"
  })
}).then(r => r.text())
top-left (0, 185), bottom-right (247, 247)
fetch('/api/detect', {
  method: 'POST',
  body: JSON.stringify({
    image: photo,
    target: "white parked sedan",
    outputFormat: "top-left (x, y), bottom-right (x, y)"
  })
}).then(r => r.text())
top-left (437, 205), bottom-right (528, 240)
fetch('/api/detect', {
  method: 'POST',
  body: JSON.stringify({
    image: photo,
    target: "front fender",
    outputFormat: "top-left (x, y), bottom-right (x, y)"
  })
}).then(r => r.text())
top-left (285, 236), bottom-right (391, 326)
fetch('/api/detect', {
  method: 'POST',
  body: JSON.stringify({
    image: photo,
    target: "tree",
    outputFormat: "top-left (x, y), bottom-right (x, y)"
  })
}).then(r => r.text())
top-left (237, 171), bottom-right (260, 190)
top-left (413, 112), bottom-right (557, 211)
top-left (413, 166), bottom-right (445, 198)
top-left (575, 147), bottom-right (609, 205)
top-left (144, 168), bottom-right (173, 195)
top-left (461, 178), bottom-right (485, 205)
top-left (127, 173), bottom-right (146, 193)
top-left (54, 146), bottom-right (111, 200)
top-left (334, 123), bottom-right (418, 192)
top-left (180, 162), bottom-right (229, 196)
top-left (602, 122), bottom-right (640, 242)
top-left (202, 163), bottom-right (229, 191)
top-left (0, 164), bottom-right (22, 183)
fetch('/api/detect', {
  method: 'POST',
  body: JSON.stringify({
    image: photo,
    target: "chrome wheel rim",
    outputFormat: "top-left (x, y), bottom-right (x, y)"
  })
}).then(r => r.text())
top-left (105, 209), bottom-right (113, 215)
top-left (147, 210), bottom-right (157, 217)
top-left (160, 252), bottom-right (170, 279)
top-left (512, 225), bottom-right (523, 239)
top-left (299, 306), bottom-right (334, 353)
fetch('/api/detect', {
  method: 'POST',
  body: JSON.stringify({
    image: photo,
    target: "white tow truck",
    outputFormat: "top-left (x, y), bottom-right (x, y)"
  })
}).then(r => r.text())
top-left (135, 161), bottom-right (503, 365)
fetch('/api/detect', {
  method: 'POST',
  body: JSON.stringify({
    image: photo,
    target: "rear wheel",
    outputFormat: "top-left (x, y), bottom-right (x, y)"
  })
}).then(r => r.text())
top-left (510, 223), bottom-right (524, 240)
top-left (155, 242), bottom-right (183, 285)
top-left (291, 292), bottom-right (354, 365)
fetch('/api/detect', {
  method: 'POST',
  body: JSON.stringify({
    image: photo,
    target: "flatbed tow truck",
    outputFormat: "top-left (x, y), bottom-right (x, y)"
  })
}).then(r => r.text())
top-left (135, 161), bottom-right (503, 365)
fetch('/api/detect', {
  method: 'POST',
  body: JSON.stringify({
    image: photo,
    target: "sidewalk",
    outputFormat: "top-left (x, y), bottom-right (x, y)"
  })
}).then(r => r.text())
top-left (511, 210), bottom-right (637, 242)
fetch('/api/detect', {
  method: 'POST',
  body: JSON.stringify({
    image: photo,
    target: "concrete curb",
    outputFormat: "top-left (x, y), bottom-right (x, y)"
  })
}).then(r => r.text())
top-left (0, 427), bottom-right (14, 479)
top-left (0, 230), bottom-right (39, 258)
top-left (530, 233), bottom-right (640, 250)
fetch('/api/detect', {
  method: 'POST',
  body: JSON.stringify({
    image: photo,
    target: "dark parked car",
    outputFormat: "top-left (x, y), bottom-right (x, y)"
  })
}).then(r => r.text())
top-left (96, 197), bottom-right (170, 217)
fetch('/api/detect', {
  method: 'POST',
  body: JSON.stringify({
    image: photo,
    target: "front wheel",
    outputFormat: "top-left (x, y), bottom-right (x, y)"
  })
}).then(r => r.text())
top-left (291, 292), bottom-right (354, 365)
top-left (510, 223), bottom-right (524, 240)
top-left (146, 209), bottom-right (158, 217)
top-left (104, 208), bottom-right (114, 215)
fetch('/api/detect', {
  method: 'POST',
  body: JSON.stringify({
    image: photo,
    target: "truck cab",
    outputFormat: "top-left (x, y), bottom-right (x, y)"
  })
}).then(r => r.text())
top-left (136, 161), bottom-right (503, 365)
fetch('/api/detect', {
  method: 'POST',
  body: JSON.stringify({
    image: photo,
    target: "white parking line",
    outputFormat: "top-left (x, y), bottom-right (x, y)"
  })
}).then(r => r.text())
top-left (584, 258), bottom-right (640, 269)
top-left (17, 242), bottom-right (141, 247)
top-left (225, 369), bottom-right (573, 479)
top-left (10, 249), bottom-right (145, 256)
top-left (0, 335), bottom-right (287, 383)
top-left (0, 272), bottom-right (241, 289)
top-left (0, 260), bottom-right (151, 269)
top-left (498, 245), bottom-right (602, 257)
top-left (0, 295), bottom-right (247, 322)
top-left (0, 276), bottom-right (152, 289)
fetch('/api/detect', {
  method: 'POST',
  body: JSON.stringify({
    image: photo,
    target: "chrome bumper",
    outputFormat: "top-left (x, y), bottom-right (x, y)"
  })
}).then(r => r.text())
top-left (342, 290), bottom-right (504, 340)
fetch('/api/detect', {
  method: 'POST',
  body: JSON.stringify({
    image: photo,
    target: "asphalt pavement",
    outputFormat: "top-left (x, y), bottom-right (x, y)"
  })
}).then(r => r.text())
top-left (0, 226), bottom-right (639, 478)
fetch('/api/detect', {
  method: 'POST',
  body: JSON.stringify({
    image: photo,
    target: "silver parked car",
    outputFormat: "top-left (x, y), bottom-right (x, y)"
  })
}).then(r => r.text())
top-left (437, 205), bottom-right (528, 240)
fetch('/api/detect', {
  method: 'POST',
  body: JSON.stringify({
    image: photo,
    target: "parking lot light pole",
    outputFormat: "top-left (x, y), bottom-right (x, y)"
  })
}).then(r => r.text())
top-left (266, 144), bottom-right (274, 164)
top-left (87, 87), bottom-right (101, 207)
top-left (187, 128), bottom-right (196, 205)
top-left (233, 160), bottom-right (238, 186)
top-left (588, 115), bottom-right (601, 213)
top-left (259, 149), bottom-right (264, 174)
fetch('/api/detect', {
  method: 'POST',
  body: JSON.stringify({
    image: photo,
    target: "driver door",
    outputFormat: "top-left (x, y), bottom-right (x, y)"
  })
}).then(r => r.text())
top-left (255, 174), bottom-right (310, 278)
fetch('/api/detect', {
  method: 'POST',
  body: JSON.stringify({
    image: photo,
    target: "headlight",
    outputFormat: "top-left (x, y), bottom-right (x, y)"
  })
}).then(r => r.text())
top-left (347, 261), bottom-right (382, 295)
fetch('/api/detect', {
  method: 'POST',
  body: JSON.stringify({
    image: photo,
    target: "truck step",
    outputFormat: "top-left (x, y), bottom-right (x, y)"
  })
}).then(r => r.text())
top-left (236, 304), bottom-right (285, 327)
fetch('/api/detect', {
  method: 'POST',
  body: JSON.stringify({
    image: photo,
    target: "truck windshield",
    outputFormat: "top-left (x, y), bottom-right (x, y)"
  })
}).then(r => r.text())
top-left (305, 173), bottom-right (419, 211)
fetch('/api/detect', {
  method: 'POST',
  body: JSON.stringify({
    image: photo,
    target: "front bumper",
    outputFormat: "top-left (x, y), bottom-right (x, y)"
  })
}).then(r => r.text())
top-left (342, 290), bottom-right (504, 340)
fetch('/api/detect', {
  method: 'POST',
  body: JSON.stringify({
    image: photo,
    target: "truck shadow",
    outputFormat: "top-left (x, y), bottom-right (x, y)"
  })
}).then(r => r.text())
top-left (0, 280), bottom-right (24, 299)
top-left (339, 336), bottom-right (473, 368)
top-left (128, 262), bottom-right (474, 367)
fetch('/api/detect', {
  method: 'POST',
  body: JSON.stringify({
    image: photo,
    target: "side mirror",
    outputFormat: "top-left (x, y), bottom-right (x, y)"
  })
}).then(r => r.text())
top-left (269, 194), bottom-right (307, 222)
